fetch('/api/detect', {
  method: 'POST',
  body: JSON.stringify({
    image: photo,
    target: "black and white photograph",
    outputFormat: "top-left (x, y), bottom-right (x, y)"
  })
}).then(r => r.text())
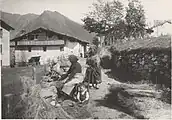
top-left (0, 0), bottom-right (171, 119)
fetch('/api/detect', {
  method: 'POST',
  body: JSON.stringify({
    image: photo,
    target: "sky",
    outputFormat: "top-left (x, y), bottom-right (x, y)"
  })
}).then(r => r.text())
top-left (1, 0), bottom-right (172, 35)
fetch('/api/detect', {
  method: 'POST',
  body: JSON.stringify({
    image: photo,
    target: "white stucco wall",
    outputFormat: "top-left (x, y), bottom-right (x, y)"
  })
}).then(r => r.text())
top-left (64, 40), bottom-right (85, 57)
top-left (15, 40), bottom-right (86, 65)
top-left (1, 27), bottom-right (10, 66)
top-left (15, 46), bottom-right (62, 65)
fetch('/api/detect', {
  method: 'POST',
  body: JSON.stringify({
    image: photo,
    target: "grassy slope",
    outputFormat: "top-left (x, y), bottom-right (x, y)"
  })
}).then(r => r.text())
top-left (1, 66), bottom-right (45, 118)
top-left (113, 35), bottom-right (171, 51)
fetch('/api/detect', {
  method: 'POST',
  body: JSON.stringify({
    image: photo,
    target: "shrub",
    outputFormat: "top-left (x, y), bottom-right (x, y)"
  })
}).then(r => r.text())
top-left (160, 88), bottom-right (171, 104)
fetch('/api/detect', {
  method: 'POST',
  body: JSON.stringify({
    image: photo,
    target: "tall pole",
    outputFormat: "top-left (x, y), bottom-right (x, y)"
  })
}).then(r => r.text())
top-left (4, 93), bottom-right (14, 118)
top-left (32, 63), bottom-right (36, 84)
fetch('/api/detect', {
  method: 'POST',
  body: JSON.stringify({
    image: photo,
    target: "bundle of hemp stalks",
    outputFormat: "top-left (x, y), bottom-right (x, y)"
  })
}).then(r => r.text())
top-left (19, 76), bottom-right (73, 119)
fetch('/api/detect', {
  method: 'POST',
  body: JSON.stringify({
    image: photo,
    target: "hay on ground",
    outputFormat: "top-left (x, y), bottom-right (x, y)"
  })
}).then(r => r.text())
top-left (19, 76), bottom-right (73, 119)
top-left (62, 100), bottom-right (91, 119)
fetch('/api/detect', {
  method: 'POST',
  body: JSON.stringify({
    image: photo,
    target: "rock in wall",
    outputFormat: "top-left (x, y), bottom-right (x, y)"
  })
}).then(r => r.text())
top-left (110, 48), bottom-right (171, 87)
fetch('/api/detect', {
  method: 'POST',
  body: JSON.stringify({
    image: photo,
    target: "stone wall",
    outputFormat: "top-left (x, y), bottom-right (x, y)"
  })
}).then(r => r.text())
top-left (101, 47), bottom-right (171, 88)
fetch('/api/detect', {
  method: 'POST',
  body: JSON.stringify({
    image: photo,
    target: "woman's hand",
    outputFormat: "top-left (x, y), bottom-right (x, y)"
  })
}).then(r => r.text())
top-left (64, 77), bottom-right (72, 84)
top-left (61, 80), bottom-right (66, 84)
top-left (61, 77), bottom-right (69, 84)
top-left (60, 74), bottom-right (68, 80)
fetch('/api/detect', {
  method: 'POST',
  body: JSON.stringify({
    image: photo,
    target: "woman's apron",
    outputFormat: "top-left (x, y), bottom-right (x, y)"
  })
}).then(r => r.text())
top-left (62, 73), bottom-right (84, 95)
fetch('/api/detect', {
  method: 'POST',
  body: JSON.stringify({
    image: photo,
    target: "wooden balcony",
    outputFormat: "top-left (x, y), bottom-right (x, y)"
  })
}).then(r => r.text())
top-left (10, 40), bottom-right (64, 46)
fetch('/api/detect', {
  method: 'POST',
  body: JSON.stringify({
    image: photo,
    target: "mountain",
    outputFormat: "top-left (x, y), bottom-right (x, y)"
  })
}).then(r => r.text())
top-left (0, 10), bottom-right (94, 42)
top-left (0, 11), bottom-right (39, 39)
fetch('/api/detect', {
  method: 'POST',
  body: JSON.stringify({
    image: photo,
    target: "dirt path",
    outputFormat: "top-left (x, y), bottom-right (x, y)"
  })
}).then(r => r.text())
top-left (79, 58), bottom-right (171, 119)
top-left (79, 58), bottom-right (134, 119)
top-left (86, 69), bottom-right (134, 119)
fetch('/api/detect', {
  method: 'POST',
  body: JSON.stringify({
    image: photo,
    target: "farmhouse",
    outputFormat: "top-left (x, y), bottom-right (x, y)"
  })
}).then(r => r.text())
top-left (0, 20), bottom-right (14, 66)
top-left (10, 11), bottom-right (93, 65)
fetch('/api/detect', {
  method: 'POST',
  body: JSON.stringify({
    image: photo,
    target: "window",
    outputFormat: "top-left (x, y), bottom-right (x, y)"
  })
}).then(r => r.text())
top-left (28, 47), bottom-right (31, 52)
top-left (47, 32), bottom-right (53, 38)
top-left (58, 35), bottom-right (63, 39)
top-left (35, 35), bottom-right (38, 39)
top-left (60, 46), bottom-right (64, 51)
top-left (0, 44), bottom-right (2, 54)
top-left (28, 35), bottom-right (34, 40)
top-left (15, 41), bottom-right (17, 46)
top-left (43, 46), bottom-right (47, 52)
top-left (0, 29), bottom-right (2, 38)
top-left (105, 41), bottom-right (107, 46)
top-left (23, 35), bottom-right (27, 39)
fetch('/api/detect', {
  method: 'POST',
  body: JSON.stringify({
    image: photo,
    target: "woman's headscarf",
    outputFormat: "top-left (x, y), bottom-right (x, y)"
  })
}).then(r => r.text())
top-left (68, 55), bottom-right (78, 63)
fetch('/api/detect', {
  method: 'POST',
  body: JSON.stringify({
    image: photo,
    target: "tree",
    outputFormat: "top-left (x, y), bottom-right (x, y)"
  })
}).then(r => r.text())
top-left (82, 17), bottom-right (106, 34)
top-left (92, 37), bottom-right (100, 47)
top-left (125, 0), bottom-right (146, 39)
top-left (104, 19), bottom-right (127, 44)
top-left (82, 0), bottom-right (124, 34)
top-left (83, 0), bottom-right (147, 44)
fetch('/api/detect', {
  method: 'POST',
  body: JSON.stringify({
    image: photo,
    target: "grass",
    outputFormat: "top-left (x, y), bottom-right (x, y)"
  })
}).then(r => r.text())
top-left (1, 58), bottom-right (87, 119)
top-left (1, 65), bottom-right (45, 118)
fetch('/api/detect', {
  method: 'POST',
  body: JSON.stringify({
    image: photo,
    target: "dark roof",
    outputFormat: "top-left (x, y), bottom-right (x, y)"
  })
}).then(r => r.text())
top-left (0, 20), bottom-right (14, 31)
top-left (13, 11), bottom-right (93, 43)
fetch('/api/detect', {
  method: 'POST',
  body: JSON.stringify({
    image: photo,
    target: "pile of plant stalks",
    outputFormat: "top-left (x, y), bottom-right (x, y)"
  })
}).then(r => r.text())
top-left (46, 54), bottom-right (70, 68)
top-left (17, 76), bottom-right (91, 119)
top-left (18, 76), bottom-right (73, 119)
